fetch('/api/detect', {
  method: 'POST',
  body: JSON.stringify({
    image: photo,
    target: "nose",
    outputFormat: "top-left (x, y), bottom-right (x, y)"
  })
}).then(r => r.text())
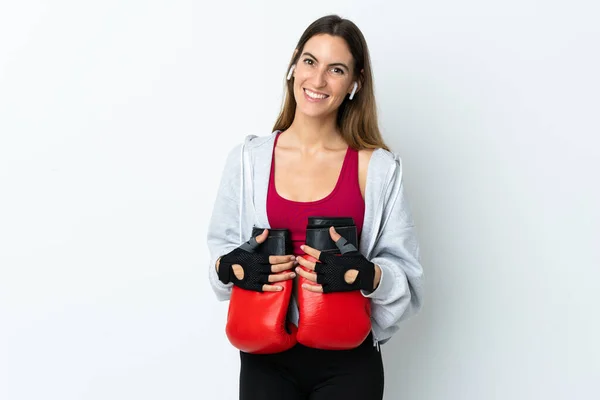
top-left (310, 67), bottom-right (327, 88)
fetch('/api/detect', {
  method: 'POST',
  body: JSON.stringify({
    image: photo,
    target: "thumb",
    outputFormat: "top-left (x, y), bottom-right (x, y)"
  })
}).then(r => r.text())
top-left (255, 228), bottom-right (269, 244)
top-left (329, 226), bottom-right (342, 242)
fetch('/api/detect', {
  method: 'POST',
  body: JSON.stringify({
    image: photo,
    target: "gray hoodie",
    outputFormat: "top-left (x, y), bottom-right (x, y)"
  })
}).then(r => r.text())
top-left (207, 130), bottom-right (424, 347)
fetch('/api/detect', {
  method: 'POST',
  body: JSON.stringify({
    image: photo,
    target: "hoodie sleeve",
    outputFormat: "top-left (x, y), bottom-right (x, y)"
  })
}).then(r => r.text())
top-left (206, 143), bottom-right (244, 301)
top-left (361, 158), bottom-right (424, 341)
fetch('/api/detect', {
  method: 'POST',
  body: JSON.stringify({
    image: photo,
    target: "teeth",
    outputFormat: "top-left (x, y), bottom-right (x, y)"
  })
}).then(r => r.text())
top-left (305, 89), bottom-right (328, 99)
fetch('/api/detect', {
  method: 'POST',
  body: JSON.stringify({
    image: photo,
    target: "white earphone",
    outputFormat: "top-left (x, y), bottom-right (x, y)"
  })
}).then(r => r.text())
top-left (287, 64), bottom-right (295, 80)
top-left (349, 81), bottom-right (358, 100)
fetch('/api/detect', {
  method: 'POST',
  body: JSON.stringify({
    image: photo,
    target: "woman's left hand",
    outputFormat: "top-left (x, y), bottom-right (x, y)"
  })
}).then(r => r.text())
top-left (295, 226), bottom-right (382, 293)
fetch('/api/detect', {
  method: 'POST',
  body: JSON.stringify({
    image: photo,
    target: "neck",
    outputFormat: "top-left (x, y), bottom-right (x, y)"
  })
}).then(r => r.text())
top-left (285, 110), bottom-right (345, 151)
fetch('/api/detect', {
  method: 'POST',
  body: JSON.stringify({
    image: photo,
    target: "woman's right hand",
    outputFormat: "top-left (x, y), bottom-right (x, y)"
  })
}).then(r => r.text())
top-left (216, 229), bottom-right (297, 292)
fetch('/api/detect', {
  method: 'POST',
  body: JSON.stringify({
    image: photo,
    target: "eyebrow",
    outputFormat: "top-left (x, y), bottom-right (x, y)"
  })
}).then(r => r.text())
top-left (301, 52), bottom-right (350, 71)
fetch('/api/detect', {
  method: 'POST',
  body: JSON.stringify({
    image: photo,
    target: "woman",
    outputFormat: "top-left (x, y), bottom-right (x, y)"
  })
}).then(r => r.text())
top-left (207, 14), bottom-right (423, 400)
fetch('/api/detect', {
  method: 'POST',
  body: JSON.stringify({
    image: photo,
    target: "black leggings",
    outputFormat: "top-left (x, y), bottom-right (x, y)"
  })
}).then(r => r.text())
top-left (239, 334), bottom-right (384, 400)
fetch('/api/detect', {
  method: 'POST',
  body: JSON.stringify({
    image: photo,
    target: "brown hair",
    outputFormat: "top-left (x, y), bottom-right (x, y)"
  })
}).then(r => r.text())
top-left (272, 15), bottom-right (389, 151)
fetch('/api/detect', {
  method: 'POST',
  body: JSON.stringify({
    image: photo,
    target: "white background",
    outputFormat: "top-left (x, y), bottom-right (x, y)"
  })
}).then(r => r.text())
top-left (1, 1), bottom-right (599, 399)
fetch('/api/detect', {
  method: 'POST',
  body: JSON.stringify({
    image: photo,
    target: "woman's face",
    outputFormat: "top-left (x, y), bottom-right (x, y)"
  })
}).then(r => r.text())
top-left (292, 34), bottom-right (357, 119)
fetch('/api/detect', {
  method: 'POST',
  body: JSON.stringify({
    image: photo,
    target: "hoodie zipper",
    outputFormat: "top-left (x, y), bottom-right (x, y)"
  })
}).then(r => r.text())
top-left (372, 335), bottom-right (380, 352)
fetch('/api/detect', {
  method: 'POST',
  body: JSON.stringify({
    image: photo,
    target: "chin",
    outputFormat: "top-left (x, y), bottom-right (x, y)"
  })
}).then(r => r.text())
top-left (295, 97), bottom-right (337, 119)
top-left (296, 105), bottom-right (330, 119)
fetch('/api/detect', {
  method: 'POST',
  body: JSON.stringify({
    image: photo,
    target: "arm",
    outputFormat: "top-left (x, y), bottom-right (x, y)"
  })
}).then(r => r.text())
top-left (207, 143), bottom-right (244, 301)
top-left (362, 167), bottom-right (424, 340)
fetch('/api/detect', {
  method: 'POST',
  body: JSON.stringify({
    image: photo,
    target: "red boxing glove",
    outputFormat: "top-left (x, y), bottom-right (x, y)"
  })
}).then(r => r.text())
top-left (225, 228), bottom-right (297, 354)
top-left (296, 217), bottom-right (372, 350)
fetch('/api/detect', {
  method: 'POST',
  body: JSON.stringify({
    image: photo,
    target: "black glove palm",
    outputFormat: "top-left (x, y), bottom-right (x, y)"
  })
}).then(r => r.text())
top-left (217, 237), bottom-right (271, 292)
top-left (315, 236), bottom-right (375, 293)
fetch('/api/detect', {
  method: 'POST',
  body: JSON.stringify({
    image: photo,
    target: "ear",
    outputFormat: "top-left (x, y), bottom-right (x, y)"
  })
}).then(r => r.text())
top-left (349, 69), bottom-right (365, 95)
top-left (356, 69), bottom-right (364, 92)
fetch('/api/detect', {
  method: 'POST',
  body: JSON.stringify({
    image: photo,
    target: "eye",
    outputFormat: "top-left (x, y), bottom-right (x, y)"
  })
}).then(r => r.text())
top-left (331, 67), bottom-right (344, 75)
top-left (303, 58), bottom-right (314, 65)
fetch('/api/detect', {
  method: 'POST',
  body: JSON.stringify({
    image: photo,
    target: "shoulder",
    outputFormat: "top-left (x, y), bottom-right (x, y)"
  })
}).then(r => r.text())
top-left (243, 131), bottom-right (279, 150)
top-left (360, 147), bottom-right (403, 182)
top-left (359, 146), bottom-right (401, 166)
top-left (358, 147), bottom-right (403, 199)
top-left (358, 148), bottom-right (376, 166)
top-left (222, 131), bottom-right (279, 161)
top-left (225, 131), bottom-right (279, 157)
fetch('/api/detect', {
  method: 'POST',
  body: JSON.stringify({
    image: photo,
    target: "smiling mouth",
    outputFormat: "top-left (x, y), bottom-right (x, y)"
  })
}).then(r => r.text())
top-left (303, 88), bottom-right (330, 100)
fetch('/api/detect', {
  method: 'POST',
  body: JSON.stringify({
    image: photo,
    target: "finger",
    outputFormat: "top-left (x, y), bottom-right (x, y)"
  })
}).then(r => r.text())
top-left (262, 284), bottom-right (284, 292)
top-left (239, 232), bottom-right (265, 252)
top-left (317, 249), bottom-right (336, 263)
top-left (300, 244), bottom-right (321, 261)
top-left (269, 255), bottom-right (296, 265)
top-left (295, 266), bottom-right (318, 282)
top-left (271, 260), bottom-right (296, 273)
top-left (329, 226), bottom-right (342, 242)
top-left (334, 236), bottom-right (358, 254)
top-left (331, 227), bottom-right (358, 254)
top-left (254, 229), bottom-right (269, 244)
top-left (302, 282), bottom-right (324, 293)
top-left (268, 271), bottom-right (296, 283)
top-left (296, 254), bottom-right (317, 271)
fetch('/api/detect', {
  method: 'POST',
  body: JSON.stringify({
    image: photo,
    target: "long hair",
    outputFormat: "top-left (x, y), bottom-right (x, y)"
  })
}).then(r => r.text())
top-left (272, 15), bottom-right (389, 151)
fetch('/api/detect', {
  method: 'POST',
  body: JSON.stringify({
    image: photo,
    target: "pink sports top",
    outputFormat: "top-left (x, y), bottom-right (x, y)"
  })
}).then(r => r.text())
top-left (266, 131), bottom-right (365, 254)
